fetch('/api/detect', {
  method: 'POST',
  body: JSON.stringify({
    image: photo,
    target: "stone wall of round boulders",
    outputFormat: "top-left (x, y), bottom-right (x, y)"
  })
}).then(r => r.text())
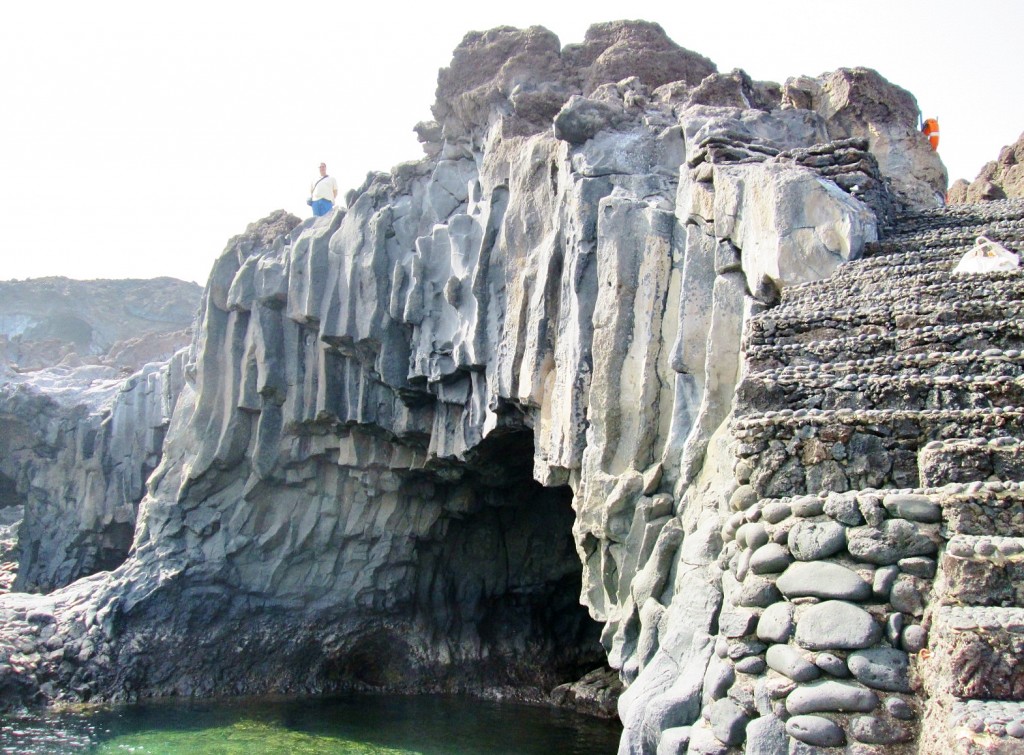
top-left (738, 356), bottom-right (1024, 416)
top-left (696, 484), bottom-right (945, 750)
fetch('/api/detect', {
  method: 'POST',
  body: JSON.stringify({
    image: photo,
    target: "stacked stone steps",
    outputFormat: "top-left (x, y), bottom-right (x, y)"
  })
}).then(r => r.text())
top-left (937, 481), bottom-right (1024, 538)
top-left (754, 350), bottom-right (1024, 381)
top-left (747, 323), bottom-right (1024, 371)
top-left (890, 198), bottom-right (1024, 227)
top-left (745, 309), bottom-right (1024, 364)
top-left (919, 438), bottom-right (1024, 487)
top-left (871, 199), bottom-right (1024, 252)
top-left (921, 565), bottom-right (1024, 752)
top-left (928, 607), bottom-right (1024, 700)
top-left (739, 368), bottom-right (1024, 415)
top-left (806, 239), bottom-right (1012, 282)
top-left (917, 424), bottom-right (1024, 752)
top-left (764, 276), bottom-right (1024, 324)
top-left (780, 266), bottom-right (1024, 311)
top-left (945, 701), bottom-right (1024, 748)
top-left (748, 296), bottom-right (1024, 353)
top-left (869, 223), bottom-right (1024, 257)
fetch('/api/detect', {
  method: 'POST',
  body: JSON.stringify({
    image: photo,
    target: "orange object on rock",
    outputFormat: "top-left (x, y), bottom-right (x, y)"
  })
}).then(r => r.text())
top-left (922, 118), bottom-right (940, 150)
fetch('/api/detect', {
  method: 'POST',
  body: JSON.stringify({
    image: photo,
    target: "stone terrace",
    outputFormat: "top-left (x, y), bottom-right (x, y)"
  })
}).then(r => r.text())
top-left (705, 199), bottom-right (1024, 753)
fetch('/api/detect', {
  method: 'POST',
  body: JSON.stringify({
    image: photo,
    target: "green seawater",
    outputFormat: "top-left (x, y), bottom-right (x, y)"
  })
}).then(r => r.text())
top-left (0, 694), bottom-right (622, 754)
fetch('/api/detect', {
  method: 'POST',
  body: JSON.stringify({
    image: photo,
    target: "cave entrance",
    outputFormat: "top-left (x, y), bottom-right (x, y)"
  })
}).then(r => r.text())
top-left (409, 428), bottom-right (607, 696)
top-left (0, 470), bottom-right (24, 592)
top-left (0, 470), bottom-right (21, 509)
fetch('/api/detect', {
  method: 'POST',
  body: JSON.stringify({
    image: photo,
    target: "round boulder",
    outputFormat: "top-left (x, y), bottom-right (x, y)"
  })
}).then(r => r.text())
top-left (777, 561), bottom-right (871, 601)
top-left (786, 715), bottom-right (845, 747)
top-left (795, 600), bottom-right (881, 650)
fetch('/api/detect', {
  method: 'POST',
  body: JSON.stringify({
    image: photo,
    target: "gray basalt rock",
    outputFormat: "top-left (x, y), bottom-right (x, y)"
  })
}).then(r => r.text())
top-left (0, 274), bottom-right (200, 591)
top-left (795, 600), bottom-right (881, 650)
top-left (765, 644), bottom-right (819, 683)
top-left (823, 492), bottom-right (864, 525)
top-left (749, 543), bottom-right (792, 575)
top-left (553, 96), bottom-right (626, 145)
top-left (1, 355), bottom-right (188, 592)
top-left (786, 679), bottom-right (879, 715)
top-left (886, 696), bottom-right (915, 720)
top-left (814, 653), bottom-right (850, 678)
top-left (702, 656), bottom-right (735, 706)
top-left (847, 648), bottom-right (911, 692)
top-left (785, 714), bottom-right (846, 747)
top-left (846, 519), bottom-right (937, 565)
top-left (787, 520), bottom-right (846, 560)
top-left (757, 602), bottom-right (795, 643)
top-left (736, 576), bottom-right (784, 608)
top-left (710, 162), bottom-right (877, 296)
top-left (850, 715), bottom-right (913, 744)
top-left (783, 67), bottom-right (946, 209)
top-left (901, 624), bottom-right (928, 653)
top-left (549, 666), bottom-right (623, 718)
top-left (685, 725), bottom-right (730, 755)
top-left (736, 656), bottom-right (766, 675)
top-left (790, 496), bottom-right (825, 517)
top-left (890, 574), bottom-right (926, 617)
top-left (872, 565), bottom-right (899, 600)
top-left (709, 698), bottom-right (750, 746)
top-left (777, 561), bottom-right (871, 601)
top-left (563, 20), bottom-right (717, 96)
top-left (882, 493), bottom-right (942, 523)
top-left (744, 713), bottom-right (788, 755)
top-left (433, 25), bottom-right (569, 136)
top-left (0, 277), bottom-right (200, 373)
top-left (656, 726), bottom-right (692, 755)
top-left (948, 131), bottom-right (1024, 203)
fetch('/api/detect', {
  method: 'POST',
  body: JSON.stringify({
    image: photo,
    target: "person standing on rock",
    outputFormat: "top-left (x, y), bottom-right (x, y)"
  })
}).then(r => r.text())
top-left (308, 162), bottom-right (338, 217)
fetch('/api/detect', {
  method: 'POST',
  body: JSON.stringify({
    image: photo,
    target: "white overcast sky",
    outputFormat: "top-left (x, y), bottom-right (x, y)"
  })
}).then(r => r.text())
top-left (1, 1), bottom-right (1022, 284)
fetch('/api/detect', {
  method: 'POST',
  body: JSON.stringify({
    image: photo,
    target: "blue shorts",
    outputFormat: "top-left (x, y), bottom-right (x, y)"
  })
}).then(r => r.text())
top-left (312, 199), bottom-right (333, 217)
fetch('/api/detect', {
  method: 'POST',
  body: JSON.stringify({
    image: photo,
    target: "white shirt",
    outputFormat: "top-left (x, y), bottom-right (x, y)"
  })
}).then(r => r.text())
top-left (311, 175), bottom-right (338, 202)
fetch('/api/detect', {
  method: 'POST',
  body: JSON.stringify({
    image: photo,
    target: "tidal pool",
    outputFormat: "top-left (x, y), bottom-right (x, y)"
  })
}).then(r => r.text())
top-left (0, 694), bottom-right (622, 754)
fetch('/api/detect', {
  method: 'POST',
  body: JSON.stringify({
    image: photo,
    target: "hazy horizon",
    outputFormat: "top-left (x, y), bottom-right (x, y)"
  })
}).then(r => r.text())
top-left (2, 1), bottom-right (1022, 285)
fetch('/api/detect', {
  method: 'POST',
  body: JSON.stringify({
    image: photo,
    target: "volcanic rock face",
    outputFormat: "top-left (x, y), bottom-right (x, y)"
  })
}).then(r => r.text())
top-left (0, 278), bottom-right (199, 593)
top-left (0, 19), bottom-right (974, 755)
top-left (0, 354), bottom-right (188, 593)
top-left (948, 131), bottom-right (1024, 203)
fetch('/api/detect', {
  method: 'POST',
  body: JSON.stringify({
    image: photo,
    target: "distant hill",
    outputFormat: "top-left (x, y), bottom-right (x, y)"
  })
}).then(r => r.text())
top-left (0, 276), bottom-right (201, 373)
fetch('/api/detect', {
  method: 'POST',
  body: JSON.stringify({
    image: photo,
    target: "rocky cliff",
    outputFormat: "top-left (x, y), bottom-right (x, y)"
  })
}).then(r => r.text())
top-left (0, 278), bottom-right (199, 593)
top-left (948, 131), bottom-right (1024, 204)
top-left (0, 358), bottom-right (186, 593)
top-left (0, 19), bottom-right (1001, 755)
